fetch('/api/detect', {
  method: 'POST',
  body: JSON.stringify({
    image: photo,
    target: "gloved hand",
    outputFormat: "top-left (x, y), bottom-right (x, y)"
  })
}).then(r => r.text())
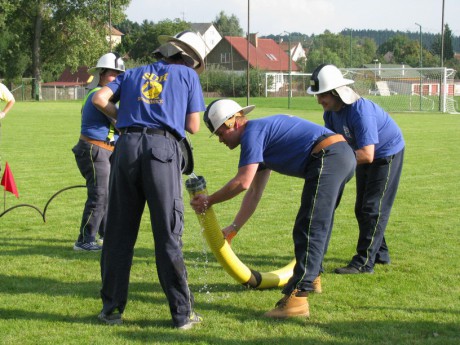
top-left (0, 111), bottom-right (5, 120)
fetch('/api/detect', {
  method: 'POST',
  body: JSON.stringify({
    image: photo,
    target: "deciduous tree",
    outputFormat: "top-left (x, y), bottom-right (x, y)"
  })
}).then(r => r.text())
top-left (213, 11), bottom-right (244, 37)
top-left (0, 0), bottom-right (129, 99)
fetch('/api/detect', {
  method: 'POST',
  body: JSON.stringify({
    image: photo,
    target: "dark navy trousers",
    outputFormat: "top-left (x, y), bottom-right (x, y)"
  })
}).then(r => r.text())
top-left (282, 141), bottom-right (356, 294)
top-left (350, 148), bottom-right (404, 271)
top-left (72, 140), bottom-right (112, 243)
top-left (100, 130), bottom-right (194, 327)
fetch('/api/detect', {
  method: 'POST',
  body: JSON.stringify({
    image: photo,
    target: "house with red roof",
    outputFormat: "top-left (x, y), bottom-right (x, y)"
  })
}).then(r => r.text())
top-left (41, 66), bottom-right (90, 100)
top-left (45, 66), bottom-right (91, 87)
top-left (206, 34), bottom-right (299, 73)
top-left (205, 34), bottom-right (300, 92)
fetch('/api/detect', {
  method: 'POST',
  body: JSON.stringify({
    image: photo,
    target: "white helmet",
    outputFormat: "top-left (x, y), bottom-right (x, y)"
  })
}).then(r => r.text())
top-left (307, 64), bottom-right (360, 104)
top-left (156, 31), bottom-right (206, 74)
top-left (307, 64), bottom-right (354, 94)
top-left (87, 52), bottom-right (125, 89)
top-left (204, 99), bottom-right (255, 134)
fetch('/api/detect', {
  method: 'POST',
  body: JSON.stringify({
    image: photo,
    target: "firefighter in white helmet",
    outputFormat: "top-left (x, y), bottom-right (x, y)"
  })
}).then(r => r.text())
top-left (308, 63), bottom-right (405, 274)
top-left (191, 99), bottom-right (356, 319)
top-left (72, 52), bottom-right (126, 252)
top-left (92, 31), bottom-right (205, 329)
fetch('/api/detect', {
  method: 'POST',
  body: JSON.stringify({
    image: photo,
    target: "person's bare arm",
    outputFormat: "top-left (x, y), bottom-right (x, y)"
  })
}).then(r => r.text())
top-left (221, 168), bottom-right (271, 239)
top-left (92, 86), bottom-right (118, 119)
top-left (2, 99), bottom-right (15, 114)
top-left (355, 144), bottom-right (375, 164)
top-left (185, 112), bottom-right (200, 134)
top-left (207, 163), bottom-right (260, 206)
top-left (190, 163), bottom-right (260, 213)
top-left (0, 99), bottom-right (15, 119)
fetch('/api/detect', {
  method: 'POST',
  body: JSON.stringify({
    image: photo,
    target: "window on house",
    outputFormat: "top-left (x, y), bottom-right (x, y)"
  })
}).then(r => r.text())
top-left (221, 52), bottom-right (231, 63)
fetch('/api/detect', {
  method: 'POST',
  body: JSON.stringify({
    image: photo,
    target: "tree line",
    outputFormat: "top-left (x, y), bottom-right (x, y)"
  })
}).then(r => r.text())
top-left (1, 5), bottom-right (459, 99)
top-left (267, 25), bottom-right (458, 74)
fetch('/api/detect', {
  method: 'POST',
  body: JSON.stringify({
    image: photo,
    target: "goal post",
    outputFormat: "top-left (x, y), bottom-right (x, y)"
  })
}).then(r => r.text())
top-left (264, 72), bottom-right (311, 98)
top-left (341, 67), bottom-right (458, 113)
top-left (264, 68), bottom-right (459, 113)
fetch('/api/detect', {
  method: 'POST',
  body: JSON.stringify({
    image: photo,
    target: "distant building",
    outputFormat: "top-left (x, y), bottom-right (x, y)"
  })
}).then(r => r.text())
top-left (190, 23), bottom-right (222, 57)
top-left (41, 66), bottom-right (90, 100)
top-left (206, 33), bottom-right (299, 72)
top-left (106, 25), bottom-right (124, 48)
top-left (279, 40), bottom-right (306, 62)
top-left (206, 33), bottom-right (300, 93)
top-left (43, 66), bottom-right (90, 87)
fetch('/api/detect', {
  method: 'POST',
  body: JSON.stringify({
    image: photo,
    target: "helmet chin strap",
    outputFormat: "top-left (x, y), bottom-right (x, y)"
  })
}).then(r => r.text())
top-left (224, 111), bottom-right (244, 129)
top-left (224, 117), bottom-right (235, 128)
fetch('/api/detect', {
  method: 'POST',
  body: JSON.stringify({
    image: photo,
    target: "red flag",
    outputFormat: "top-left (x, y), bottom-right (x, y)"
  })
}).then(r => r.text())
top-left (1, 162), bottom-right (19, 198)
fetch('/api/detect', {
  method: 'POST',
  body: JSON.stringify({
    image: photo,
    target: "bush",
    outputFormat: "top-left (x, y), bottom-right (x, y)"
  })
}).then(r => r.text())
top-left (200, 66), bottom-right (267, 97)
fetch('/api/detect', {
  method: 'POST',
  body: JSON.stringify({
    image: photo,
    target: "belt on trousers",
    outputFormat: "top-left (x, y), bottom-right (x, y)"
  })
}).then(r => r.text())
top-left (311, 134), bottom-right (347, 154)
top-left (121, 127), bottom-right (178, 141)
top-left (80, 134), bottom-right (115, 152)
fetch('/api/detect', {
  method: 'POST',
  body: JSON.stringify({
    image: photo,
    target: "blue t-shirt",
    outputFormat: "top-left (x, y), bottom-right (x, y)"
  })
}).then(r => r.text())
top-left (107, 60), bottom-right (205, 139)
top-left (323, 98), bottom-right (405, 158)
top-left (239, 115), bottom-right (334, 178)
top-left (81, 88), bottom-right (119, 142)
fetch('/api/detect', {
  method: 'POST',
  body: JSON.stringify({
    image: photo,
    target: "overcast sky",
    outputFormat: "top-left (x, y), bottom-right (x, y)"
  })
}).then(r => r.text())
top-left (125, 0), bottom-right (459, 37)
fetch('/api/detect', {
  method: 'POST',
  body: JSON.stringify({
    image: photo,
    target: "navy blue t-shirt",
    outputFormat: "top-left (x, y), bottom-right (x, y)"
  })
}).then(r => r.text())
top-left (81, 88), bottom-right (119, 142)
top-left (239, 115), bottom-right (333, 178)
top-left (324, 98), bottom-right (404, 158)
top-left (107, 60), bottom-right (205, 139)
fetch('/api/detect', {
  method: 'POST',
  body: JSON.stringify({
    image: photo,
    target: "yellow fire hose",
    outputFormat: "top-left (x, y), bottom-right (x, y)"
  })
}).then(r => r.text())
top-left (186, 176), bottom-right (295, 289)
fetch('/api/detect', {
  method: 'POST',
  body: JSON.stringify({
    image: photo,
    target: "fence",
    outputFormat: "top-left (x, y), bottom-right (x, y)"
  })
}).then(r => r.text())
top-left (1, 78), bottom-right (35, 101)
top-left (41, 85), bottom-right (87, 101)
top-left (342, 67), bottom-right (459, 113)
top-left (1, 79), bottom-right (87, 101)
top-left (4, 69), bottom-right (460, 113)
top-left (264, 68), bottom-right (460, 113)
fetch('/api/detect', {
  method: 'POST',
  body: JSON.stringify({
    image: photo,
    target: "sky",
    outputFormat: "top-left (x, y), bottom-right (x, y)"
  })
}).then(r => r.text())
top-left (125, 0), bottom-right (460, 37)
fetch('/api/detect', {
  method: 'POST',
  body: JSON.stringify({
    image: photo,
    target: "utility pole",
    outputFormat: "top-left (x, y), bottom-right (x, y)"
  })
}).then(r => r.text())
top-left (108, 0), bottom-right (112, 52)
top-left (440, 0), bottom-right (445, 67)
top-left (349, 28), bottom-right (352, 67)
top-left (415, 23), bottom-right (422, 111)
top-left (283, 31), bottom-right (292, 109)
top-left (246, 0), bottom-right (250, 106)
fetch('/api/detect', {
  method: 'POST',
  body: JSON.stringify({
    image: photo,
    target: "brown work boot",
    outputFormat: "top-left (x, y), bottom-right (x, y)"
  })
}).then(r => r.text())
top-left (312, 275), bottom-right (322, 294)
top-left (264, 290), bottom-right (310, 319)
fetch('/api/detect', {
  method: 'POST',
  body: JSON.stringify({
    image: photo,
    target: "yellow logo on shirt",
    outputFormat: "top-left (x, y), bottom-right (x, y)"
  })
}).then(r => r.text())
top-left (139, 73), bottom-right (168, 104)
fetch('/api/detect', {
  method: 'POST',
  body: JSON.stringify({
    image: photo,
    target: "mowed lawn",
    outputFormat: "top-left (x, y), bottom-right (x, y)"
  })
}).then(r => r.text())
top-left (0, 99), bottom-right (459, 345)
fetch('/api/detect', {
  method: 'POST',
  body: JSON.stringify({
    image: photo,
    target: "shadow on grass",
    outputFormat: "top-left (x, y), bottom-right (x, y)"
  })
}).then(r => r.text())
top-left (114, 319), bottom-right (460, 345)
top-left (0, 272), bottom-right (257, 301)
top-left (0, 235), bottom-right (300, 269)
top-left (0, 266), bottom-right (459, 344)
top-left (1, 304), bottom-right (457, 345)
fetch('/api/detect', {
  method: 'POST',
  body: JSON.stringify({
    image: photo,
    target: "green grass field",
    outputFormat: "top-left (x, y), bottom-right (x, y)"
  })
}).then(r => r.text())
top-left (0, 99), bottom-right (459, 344)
